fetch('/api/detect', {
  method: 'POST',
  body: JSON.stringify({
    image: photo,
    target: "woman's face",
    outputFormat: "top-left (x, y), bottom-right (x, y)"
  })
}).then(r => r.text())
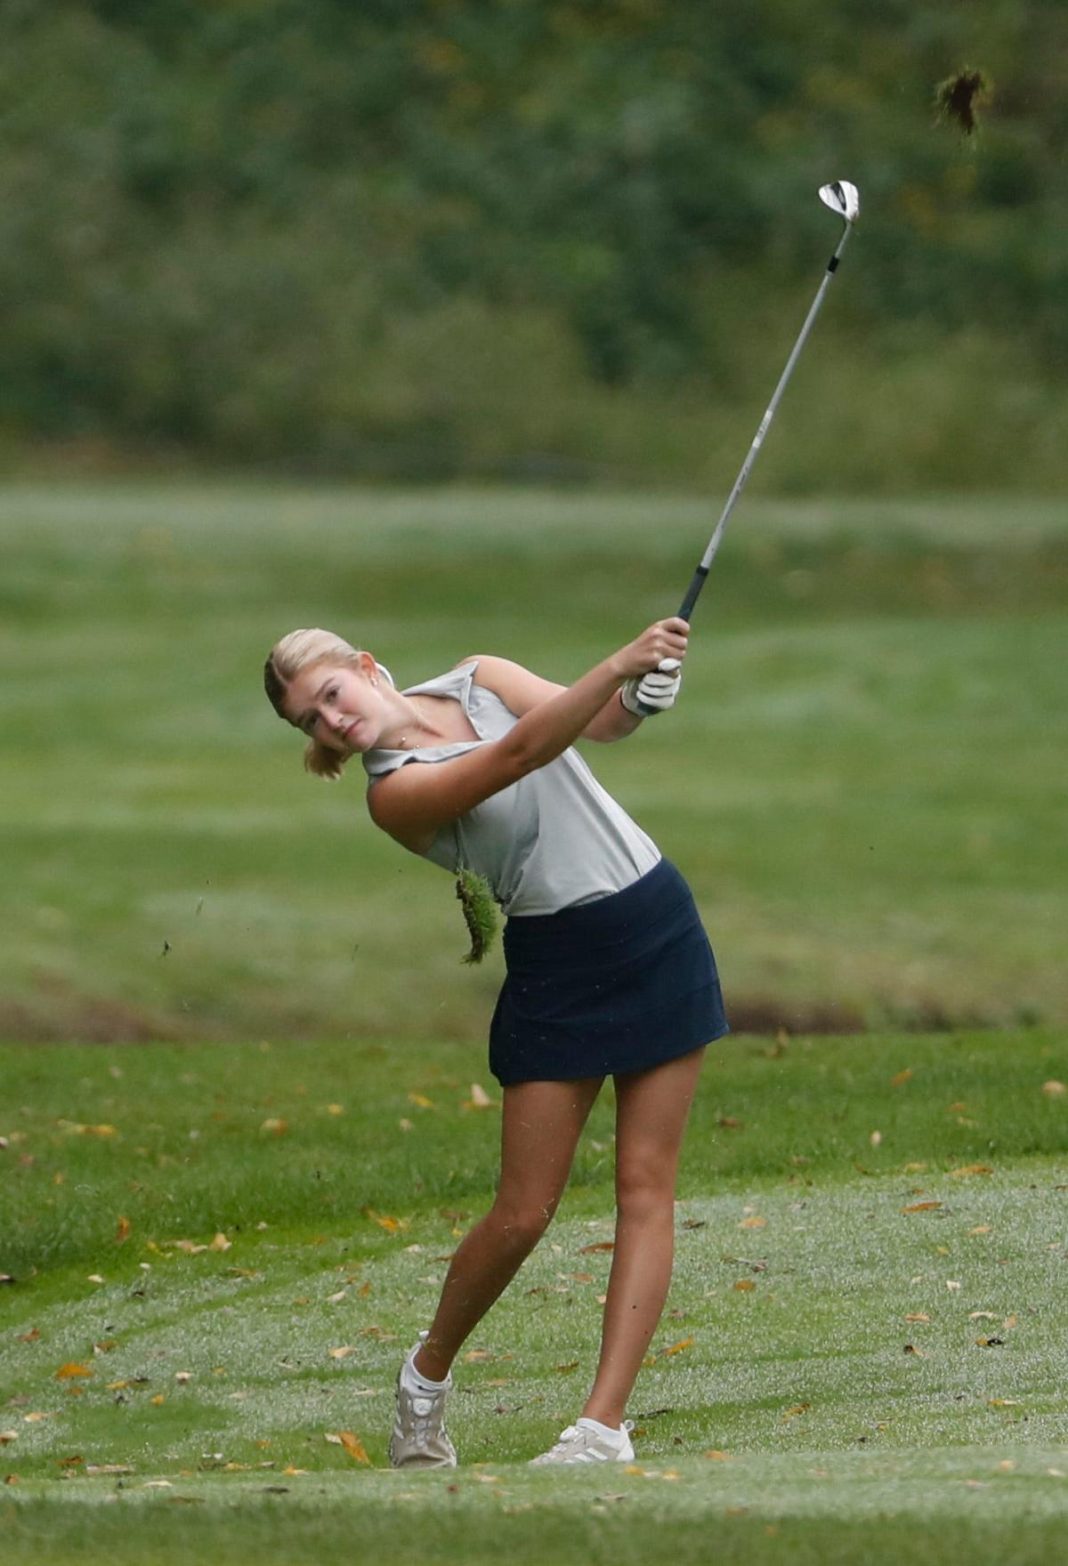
top-left (281, 658), bottom-right (386, 757)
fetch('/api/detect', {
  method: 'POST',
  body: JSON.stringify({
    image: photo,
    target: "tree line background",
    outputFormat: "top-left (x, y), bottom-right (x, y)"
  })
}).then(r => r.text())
top-left (1, 0), bottom-right (1065, 490)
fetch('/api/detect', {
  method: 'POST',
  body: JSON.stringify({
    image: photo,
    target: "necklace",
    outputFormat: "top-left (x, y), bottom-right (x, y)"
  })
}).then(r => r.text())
top-left (394, 696), bottom-right (427, 750)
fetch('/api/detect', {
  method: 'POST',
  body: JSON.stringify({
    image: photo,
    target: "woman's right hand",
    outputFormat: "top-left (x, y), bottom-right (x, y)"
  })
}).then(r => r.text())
top-left (615, 618), bottom-right (690, 680)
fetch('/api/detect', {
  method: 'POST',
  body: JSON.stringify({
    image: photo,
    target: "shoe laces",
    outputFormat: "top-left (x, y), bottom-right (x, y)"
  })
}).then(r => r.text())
top-left (402, 1382), bottom-right (447, 1442)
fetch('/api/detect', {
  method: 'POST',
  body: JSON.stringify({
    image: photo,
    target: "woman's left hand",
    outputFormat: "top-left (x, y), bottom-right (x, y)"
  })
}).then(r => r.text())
top-left (620, 661), bottom-right (682, 716)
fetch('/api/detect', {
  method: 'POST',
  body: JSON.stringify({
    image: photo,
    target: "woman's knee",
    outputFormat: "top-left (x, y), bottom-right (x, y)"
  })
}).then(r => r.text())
top-left (485, 1196), bottom-right (557, 1253)
top-left (614, 1154), bottom-right (677, 1224)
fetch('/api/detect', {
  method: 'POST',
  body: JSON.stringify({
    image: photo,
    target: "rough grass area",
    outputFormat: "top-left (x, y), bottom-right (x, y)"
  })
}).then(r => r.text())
top-left (5, 1466), bottom-right (1068, 1566)
top-left (2, 1033), bottom-right (1066, 1562)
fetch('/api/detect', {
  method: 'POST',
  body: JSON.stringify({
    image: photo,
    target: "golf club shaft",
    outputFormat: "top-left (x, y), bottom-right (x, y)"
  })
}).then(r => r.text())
top-left (676, 220), bottom-right (855, 623)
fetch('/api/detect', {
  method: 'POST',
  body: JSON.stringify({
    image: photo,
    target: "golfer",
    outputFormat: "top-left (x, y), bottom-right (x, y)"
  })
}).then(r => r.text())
top-left (264, 617), bottom-right (729, 1465)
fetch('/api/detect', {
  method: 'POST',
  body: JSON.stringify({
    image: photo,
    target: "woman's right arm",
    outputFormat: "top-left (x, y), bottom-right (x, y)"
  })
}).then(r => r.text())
top-left (368, 619), bottom-right (688, 852)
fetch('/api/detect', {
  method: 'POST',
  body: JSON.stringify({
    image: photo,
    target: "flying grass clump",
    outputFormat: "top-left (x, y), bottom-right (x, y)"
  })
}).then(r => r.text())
top-left (456, 868), bottom-right (499, 964)
top-left (935, 67), bottom-right (992, 137)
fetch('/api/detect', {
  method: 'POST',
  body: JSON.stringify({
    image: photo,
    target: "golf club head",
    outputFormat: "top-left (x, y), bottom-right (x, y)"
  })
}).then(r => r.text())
top-left (819, 180), bottom-right (860, 224)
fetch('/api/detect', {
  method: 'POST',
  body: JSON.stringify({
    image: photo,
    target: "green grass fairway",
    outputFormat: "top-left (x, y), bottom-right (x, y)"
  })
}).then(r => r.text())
top-left (1, 483), bottom-right (1067, 1042)
top-left (2, 1033), bottom-right (1066, 1563)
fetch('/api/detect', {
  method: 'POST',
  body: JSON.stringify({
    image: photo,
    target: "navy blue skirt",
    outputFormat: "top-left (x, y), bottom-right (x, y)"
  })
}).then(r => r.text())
top-left (488, 857), bottom-right (729, 1086)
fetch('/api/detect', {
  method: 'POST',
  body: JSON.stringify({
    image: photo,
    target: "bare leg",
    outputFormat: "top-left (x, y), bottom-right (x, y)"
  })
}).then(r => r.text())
top-left (415, 1075), bottom-right (603, 1382)
top-left (581, 1047), bottom-right (706, 1427)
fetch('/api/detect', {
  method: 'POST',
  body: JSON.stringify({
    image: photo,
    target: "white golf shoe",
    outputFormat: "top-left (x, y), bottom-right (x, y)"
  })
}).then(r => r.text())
top-left (530, 1417), bottom-right (635, 1465)
top-left (389, 1333), bottom-right (457, 1469)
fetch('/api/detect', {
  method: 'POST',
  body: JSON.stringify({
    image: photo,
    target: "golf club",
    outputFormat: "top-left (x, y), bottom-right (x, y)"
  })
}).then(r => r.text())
top-left (676, 179), bottom-right (860, 625)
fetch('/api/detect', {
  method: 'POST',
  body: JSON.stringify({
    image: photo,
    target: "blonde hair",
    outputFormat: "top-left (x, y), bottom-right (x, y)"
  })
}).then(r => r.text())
top-left (264, 628), bottom-right (369, 780)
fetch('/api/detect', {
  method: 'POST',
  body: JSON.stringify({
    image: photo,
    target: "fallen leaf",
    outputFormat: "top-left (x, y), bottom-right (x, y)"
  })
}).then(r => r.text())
top-left (17, 1328), bottom-right (40, 1344)
top-left (260, 1118), bottom-right (288, 1136)
top-left (1041, 1080), bottom-right (1065, 1097)
top-left (407, 1093), bottom-right (434, 1109)
top-left (326, 1104), bottom-right (344, 1116)
top-left (55, 1364), bottom-right (93, 1381)
top-left (890, 1069), bottom-right (913, 1088)
top-left (87, 1274), bottom-right (105, 1284)
top-left (463, 1348), bottom-right (494, 1363)
top-left (733, 1280), bottom-right (756, 1293)
top-left (59, 1455), bottom-right (84, 1468)
top-left (363, 1210), bottom-right (408, 1234)
top-left (988, 1398), bottom-right (1022, 1408)
top-left (338, 1431), bottom-right (371, 1465)
top-left (663, 1337), bottom-right (694, 1356)
top-left (969, 1225), bottom-right (993, 1235)
top-left (555, 1361), bottom-right (580, 1373)
top-left (739, 1216), bottom-right (767, 1230)
top-left (0, 1432), bottom-right (17, 1445)
top-left (579, 1242), bottom-right (615, 1254)
top-left (1003, 1314), bottom-right (1018, 1329)
top-left (115, 1216), bottom-right (132, 1245)
top-left (905, 1313), bottom-right (931, 1323)
top-left (969, 1311), bottom-right (997, 1321)
top-left (86, 1464), bottom-right (133, 1476)
top-left (904, 1344), bottom-right (926, 1357)
top-left (949, 1164), bottom-right (993, 1179)
top-left (328, 1346), bottom-right (355, 1361)
top-left (782, 1403), bottom-right (811, 1420)
top-left (902, 1201), bottom-right (942, 1213)
top-left (463, 1083), bottom-right (497, 1110)
top-left (946, 1280), bottom-right (962, 1292)
top-left (703, 1449), bottom-right (732, 1461)
top-left (209, 1233), bottom-right (232, 1253)
top-left (150, 1394), bottom-right (166, 1406)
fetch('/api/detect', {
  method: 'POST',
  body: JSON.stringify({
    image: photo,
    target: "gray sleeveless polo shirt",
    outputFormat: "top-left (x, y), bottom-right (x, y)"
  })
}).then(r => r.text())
top-left (361, 661), bottom-right (660, 917)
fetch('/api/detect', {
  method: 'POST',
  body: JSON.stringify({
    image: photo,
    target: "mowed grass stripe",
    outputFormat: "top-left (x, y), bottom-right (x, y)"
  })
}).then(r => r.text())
top-left (1, 484), bottom-right (1067, 1042)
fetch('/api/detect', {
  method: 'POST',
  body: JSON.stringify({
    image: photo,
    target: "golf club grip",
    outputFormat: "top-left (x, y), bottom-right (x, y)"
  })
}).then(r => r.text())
top-left (677, 564), bottom-right (709, 623)
top-left (631, 564), bottom-right (707, 713)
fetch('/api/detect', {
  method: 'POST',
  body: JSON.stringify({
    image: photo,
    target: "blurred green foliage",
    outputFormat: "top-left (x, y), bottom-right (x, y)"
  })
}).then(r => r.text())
top-left (0, 1), bottom-right (1065, 485)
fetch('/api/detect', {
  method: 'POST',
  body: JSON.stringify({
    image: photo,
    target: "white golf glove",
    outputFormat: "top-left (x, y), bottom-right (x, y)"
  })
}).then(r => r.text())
top-left (620, 659), bottom-right (682, 717)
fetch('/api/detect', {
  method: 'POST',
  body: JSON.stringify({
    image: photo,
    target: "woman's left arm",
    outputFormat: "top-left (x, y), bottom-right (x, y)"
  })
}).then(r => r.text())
top-left (461, 656), bottom-right (642, 743)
